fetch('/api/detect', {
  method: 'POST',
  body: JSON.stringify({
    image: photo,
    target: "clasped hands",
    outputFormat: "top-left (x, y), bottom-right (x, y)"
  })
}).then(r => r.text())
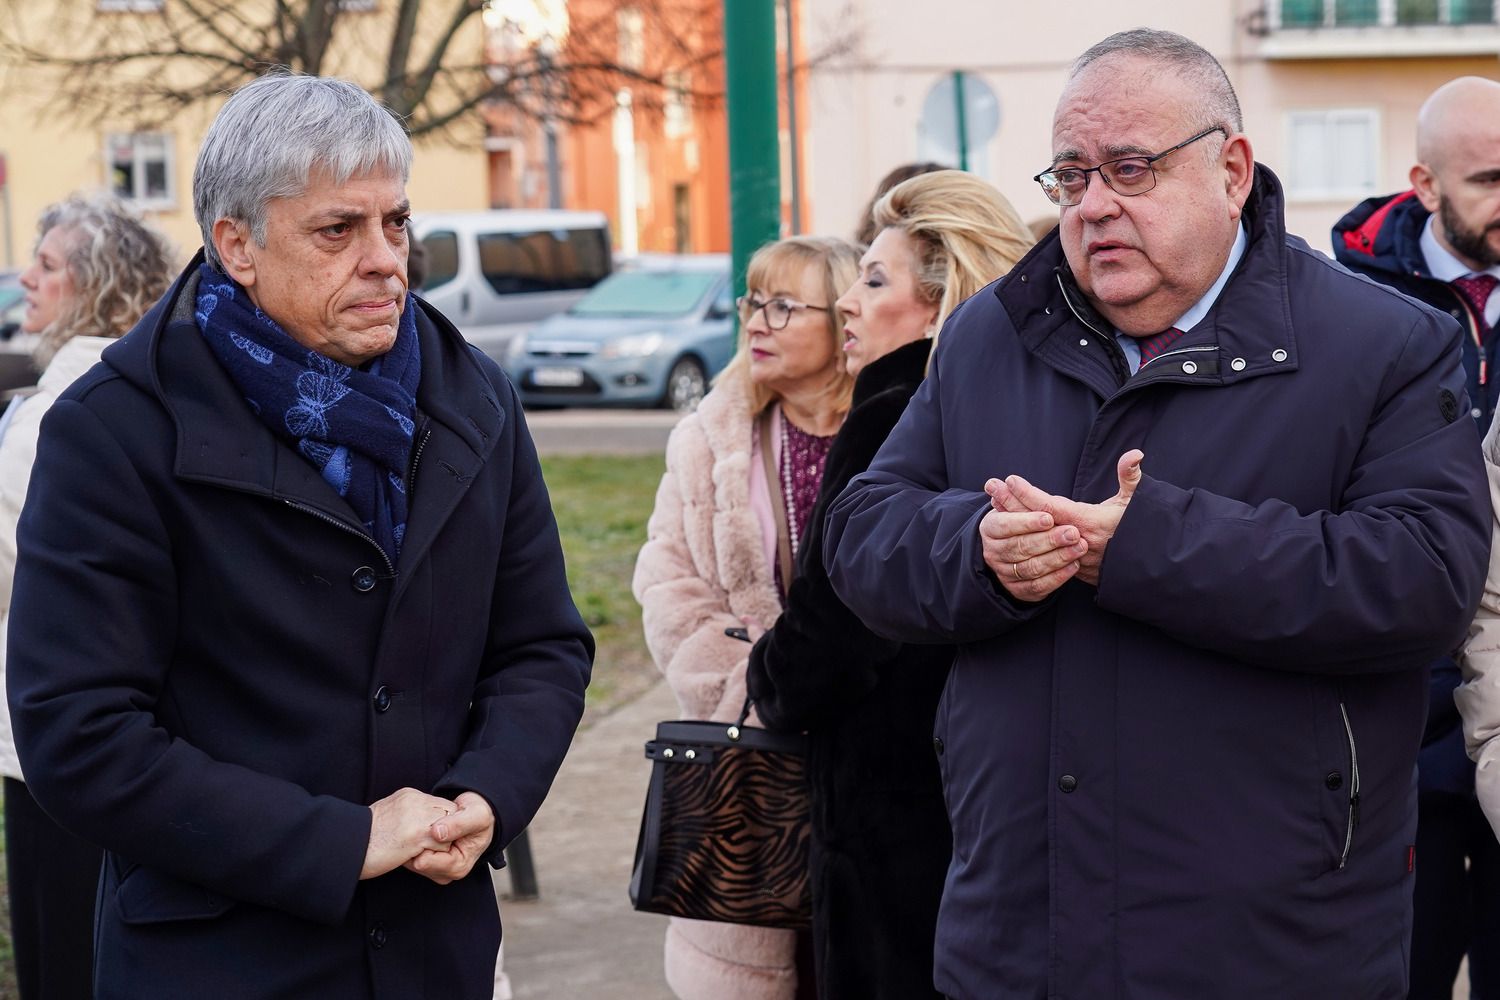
top-left (979, 450), bottom-right (1144, 603)
top-left (361, 787), bottom-right (495, 885)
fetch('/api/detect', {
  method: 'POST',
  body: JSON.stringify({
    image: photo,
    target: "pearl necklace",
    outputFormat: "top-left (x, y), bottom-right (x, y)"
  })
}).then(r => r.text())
top-left (779, 410), bottom-right (800, 557)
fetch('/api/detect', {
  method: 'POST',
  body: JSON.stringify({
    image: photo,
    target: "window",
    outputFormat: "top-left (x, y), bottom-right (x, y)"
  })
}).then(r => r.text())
top-left (338, 0), bottom-right (377, 10)
top-left (1284, 109), bottom-right (1379, 200)
top-left (106, 132), bottom-right (173, 207)
top-left (477, 228), bottom-right (610, 295)
top-left (1279, 0), bottom-right (1495, 26)
top-left (617, 8), bottom-right (644, 71)
top-left (421, 231), bottom-right (458, 291)
top-left (97, 0), bottom-right (163, 10)
top-left (664, 71), bottom-right (692, 140)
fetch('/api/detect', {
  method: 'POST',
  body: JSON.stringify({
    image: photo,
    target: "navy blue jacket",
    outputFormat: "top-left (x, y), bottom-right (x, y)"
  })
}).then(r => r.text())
top-left (824, 167), bottom-right (1489, 999)
top-left (1334, 190), bottom-right (1491, 795)
top-left (7, 258), bottom-right (593, 998)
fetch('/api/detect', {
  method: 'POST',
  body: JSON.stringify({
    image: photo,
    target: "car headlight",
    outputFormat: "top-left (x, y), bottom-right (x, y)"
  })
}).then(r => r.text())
top-left (504, 336), bottom-right (528, 368)
top-left (600, 331), bottom-right (665, 359)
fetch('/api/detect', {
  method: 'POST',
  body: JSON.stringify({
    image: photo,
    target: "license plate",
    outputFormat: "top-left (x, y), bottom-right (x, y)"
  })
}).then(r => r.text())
top-left (532, 366), bottom-right (584, 388)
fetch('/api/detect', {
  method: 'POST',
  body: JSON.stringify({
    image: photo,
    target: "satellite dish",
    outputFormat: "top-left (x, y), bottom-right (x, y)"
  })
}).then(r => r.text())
top-left (918, 72), bottom-right (1000, 172)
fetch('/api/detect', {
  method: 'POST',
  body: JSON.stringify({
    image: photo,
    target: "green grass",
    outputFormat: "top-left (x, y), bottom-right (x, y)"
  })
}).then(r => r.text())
top-left (0, 452), bottom-right (665, 990)
top-left (540, 453), bottom-right (665, 717)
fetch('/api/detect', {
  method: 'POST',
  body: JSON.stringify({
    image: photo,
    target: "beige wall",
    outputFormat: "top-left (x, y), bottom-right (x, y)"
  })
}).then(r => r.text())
top-left (0, 2), bottom-right (489, 273)
top-left (803, 0), bottom-right (1500, 252)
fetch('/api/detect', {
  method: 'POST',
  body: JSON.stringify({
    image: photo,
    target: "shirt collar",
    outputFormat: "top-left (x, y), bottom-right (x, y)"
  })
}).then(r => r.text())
top-left (1420, 214), bottom-right (1500, 283)
top-left (1170, 222), bottom-right (1248, 333)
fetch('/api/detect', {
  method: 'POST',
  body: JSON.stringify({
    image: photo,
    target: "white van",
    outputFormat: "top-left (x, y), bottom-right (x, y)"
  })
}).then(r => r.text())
top-left (412, 210), bottom-right (612, 362)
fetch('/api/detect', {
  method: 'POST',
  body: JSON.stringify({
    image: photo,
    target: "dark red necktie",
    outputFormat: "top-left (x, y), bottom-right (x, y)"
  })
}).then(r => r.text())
top-left (1453, 274), bottom-right (1499, 328)
top-left (1138, 327), bottom-right (1187, 367)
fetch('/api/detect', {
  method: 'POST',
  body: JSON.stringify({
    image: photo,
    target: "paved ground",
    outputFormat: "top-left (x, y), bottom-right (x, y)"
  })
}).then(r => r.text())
top-left (525, 408), bottom-right (681, 456)
top-left (497, 680), bottom-right (678, 999)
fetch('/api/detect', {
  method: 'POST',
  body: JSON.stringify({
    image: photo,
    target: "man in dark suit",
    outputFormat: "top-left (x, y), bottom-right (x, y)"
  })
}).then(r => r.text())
top-left (6, 73), bottom-right (593, 998)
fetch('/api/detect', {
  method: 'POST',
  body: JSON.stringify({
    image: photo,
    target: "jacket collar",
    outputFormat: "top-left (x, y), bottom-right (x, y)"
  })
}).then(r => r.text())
top-left (851, 337), bottom-right (931, 406)
top-left (997, 163), bottom-right (1300, 391)
top-left (1332, 189), bottom-right (1430, 280)
top-left (102, 252), bottom-right (505, 562)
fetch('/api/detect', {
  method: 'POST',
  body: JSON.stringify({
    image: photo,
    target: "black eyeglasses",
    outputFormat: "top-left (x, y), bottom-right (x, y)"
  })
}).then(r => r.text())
top-left (1033, 126), bottom-right (1227, 207)
top-left (736, 294), bottom-right (829, 331)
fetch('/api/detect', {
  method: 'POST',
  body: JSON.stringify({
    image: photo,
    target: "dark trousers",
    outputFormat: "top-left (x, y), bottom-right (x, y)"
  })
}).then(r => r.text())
top-left (1409, 789), bottom-right (1500, 1000)
top-left (5, 777), bottom-right (100, 1000)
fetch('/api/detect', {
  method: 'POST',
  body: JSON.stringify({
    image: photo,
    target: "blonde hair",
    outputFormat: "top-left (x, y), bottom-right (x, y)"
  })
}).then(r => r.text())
top-left (871, 170), bottom-right (1034, 351)
top-left (32, 192), bottom-right (176, 368)
top-left (718, 235), bottom-right (862, 417)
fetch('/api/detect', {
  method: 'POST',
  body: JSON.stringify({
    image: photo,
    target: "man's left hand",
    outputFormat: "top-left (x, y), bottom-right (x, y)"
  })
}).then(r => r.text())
top-left (404, 791), bottom-right (496, 886)
top-left (996, 450), bottom-right (1144, 587)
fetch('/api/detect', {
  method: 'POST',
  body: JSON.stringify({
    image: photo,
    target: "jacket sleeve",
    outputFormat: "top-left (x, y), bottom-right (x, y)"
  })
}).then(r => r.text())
top-left (1458, 415), bottom-right (1500, 840)
top-left (8, 398), bottom-right (372, 925)
top-left (825, 346), bottom-right (1060, 645)
top-left (1096, 313), bottom-right (1490, 674)
top-left (632, 421), bottom-right (760, 722)
top-left (0, 392), bottom-right (47, 614)
top-left (748, 393), bottom-right (904, 732)
top-left (433, 383), bottom-right (594, 859)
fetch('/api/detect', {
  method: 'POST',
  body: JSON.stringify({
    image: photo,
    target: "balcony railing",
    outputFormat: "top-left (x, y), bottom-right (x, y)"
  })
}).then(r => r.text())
top-left (1276, 0), bottom-right (1495, 28)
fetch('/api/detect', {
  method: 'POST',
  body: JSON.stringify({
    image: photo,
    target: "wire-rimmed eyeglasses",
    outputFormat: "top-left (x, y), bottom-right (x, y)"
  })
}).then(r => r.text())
top-left (736, 294), bottom-right (829, 330)
top-left (1033, 126), bottom-right (1228, 207)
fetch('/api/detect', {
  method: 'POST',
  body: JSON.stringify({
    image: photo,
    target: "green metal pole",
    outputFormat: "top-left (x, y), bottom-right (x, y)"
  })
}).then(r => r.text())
top-left (953, 70), bottom-right (969, 172)
top-left (725, 0), bottom-right (782, 296)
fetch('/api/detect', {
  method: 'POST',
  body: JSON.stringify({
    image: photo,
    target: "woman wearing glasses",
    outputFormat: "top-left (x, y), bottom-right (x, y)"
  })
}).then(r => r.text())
top-left (634, 235), bottom-right (861, 1000)
top-left (746, 170), bottom-right (1034, 1000)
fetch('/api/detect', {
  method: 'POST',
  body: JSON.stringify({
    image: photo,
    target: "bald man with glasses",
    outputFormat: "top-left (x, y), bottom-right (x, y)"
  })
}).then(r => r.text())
top-left (823, 28), bottom-right (1488, 1000)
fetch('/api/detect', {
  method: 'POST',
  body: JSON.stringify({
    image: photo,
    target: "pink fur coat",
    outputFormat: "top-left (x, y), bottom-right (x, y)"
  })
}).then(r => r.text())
top-left (632, 372), bottom-right (798, 1000)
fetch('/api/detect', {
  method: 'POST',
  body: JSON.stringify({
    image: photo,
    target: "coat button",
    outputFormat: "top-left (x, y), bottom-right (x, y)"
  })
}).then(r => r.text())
top-left (373, 685), bottom-right (391, 713)
top-left (368, 923), bottom-right (387, 949)
top-left (933, 736), bottom-right (945, 756)
top-left (1474, 407), bottom-right (1485, 420)
top-left (1271, 348), bottom-right (1288, 363)
top-left (1325, 771), bottom-right (1343, 791)
top-left (1181, 360), bottom-right (1198, 374)
top-left (352, 567), bottom-right (378, 592)
top-left (1230, 357), bottom-right (1246, 372)
top-left (1058, 774), bottom-right (1078, 793)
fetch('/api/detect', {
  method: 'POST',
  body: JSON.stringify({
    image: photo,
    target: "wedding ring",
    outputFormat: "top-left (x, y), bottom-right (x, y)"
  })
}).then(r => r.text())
top-left (1011, 562), bottom-right (1024, 581)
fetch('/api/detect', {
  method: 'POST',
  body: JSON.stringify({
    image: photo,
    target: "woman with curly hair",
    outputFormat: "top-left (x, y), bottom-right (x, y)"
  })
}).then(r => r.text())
top-left (4, 192), bottom-right (174, 1000)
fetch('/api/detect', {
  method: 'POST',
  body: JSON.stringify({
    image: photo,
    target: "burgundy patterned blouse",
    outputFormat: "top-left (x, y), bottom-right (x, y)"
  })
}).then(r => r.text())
top-left (775, 413), bottom-right (837, 598)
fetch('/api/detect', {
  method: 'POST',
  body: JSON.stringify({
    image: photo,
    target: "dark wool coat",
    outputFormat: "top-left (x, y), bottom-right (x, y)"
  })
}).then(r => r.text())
top-left (1334, 190), bottom-right (1491, 795)
top-left (7, 258), bottom-right (594, 999)
top-left (746, 337), bottom-right (951, 1000)
top-left (824, 166), bottom-right (1491, 1000)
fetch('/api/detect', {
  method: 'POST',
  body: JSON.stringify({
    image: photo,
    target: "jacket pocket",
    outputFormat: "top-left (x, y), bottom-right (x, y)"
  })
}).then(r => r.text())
top-left (1336, 700), bottom-right (1362, 870)
top-left (115, 862), bottom-right (236, 925)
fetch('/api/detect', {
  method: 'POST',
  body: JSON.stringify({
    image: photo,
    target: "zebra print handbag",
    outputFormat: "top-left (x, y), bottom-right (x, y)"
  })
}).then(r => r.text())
top-left (629, 700), bottom-right (812, 929)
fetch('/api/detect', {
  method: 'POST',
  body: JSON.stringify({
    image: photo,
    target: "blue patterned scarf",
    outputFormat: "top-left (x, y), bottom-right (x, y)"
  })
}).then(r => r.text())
top-left (193, 263), bottom-right (421, 564)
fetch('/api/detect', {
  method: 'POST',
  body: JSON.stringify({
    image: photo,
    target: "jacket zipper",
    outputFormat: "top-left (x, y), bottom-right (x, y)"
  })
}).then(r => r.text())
top-left (1337, 701), bottom-right (1361, 870)
top-left (1139, 343), bottom-right (1218, 369)
top-left (281, 499), bottom-right (395, 578)
top-left (407, 421), bottom-right (432, 496)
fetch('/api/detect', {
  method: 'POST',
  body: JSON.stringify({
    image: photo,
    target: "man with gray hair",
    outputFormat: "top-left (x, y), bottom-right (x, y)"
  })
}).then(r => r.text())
top-left (825, 28), bottom-right (1488, 998)
top-left (6, 74), bottom-right (592, 996)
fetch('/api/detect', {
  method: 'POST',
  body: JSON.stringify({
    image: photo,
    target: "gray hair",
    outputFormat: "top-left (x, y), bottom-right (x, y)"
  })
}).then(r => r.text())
top-left (32, 191), bottom-right (175, 367)
top-left (1071, 29), bottom-right (1243, 136)
top-left (193, 73), bottom-right (412, 270)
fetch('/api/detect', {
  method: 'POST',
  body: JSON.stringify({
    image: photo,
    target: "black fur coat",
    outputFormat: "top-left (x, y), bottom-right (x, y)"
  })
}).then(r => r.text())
top-left (747, 337), bottom-right (952, 1000)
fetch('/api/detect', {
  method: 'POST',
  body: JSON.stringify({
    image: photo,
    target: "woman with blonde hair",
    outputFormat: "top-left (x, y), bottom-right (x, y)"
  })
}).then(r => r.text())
top-left (634, 235), bottom-right (861, 1000)
top-left (747, 169), bottom-right (1035, 999)
top-left (4, 191), bottom-right (174, 1000)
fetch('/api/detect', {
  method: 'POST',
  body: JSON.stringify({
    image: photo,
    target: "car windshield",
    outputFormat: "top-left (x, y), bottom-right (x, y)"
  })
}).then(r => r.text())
top-left (569, 270), bottom-right (718, 318)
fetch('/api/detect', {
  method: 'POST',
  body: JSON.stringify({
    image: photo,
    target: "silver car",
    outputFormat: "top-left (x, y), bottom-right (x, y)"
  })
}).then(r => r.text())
top-left (505, 254), bottom-right (734, 413)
